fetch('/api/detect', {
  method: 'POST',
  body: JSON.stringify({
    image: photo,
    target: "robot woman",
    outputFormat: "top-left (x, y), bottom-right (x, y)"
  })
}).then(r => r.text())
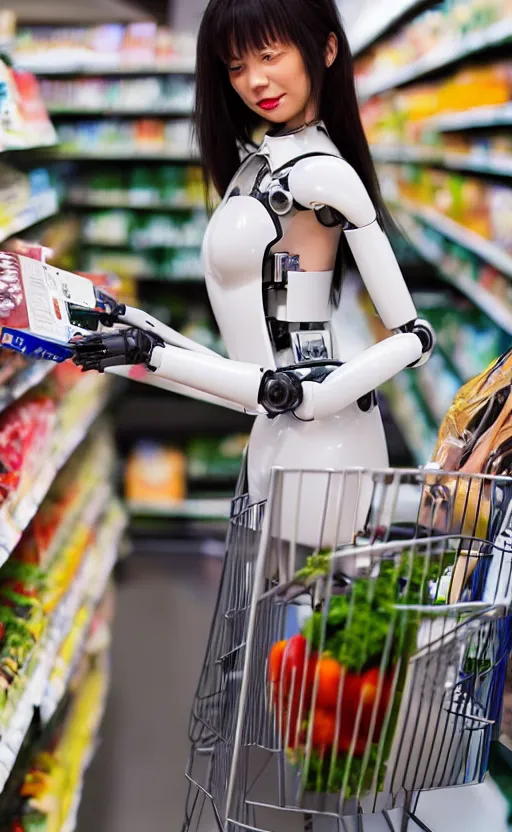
top-left (74, 0), bottom-right (435, 827)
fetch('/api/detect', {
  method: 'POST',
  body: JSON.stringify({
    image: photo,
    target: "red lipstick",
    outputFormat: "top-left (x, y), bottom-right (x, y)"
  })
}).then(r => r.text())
top-left (258, 94), bottom-right (284, 111)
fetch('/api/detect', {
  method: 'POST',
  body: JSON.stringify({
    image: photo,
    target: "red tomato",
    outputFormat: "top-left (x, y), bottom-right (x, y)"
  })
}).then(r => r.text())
top-left (0, 622), bottom-right (5, 641)
top-left (312, 708), bottom-right (337, 751)
top-left (268, 640), bottom-right (287, 686)
top-left (282, 635), bottom-right (317, 702)
top-left (360, 667), bottom-right (393, 740)
top-left (316, 657), bottom-right (342, 709)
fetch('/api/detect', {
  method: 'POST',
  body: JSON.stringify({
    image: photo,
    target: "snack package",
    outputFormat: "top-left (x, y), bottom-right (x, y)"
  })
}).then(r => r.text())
top-left (0, 396), bottom-right (56, 505)
top-left (432, 347), bottom-right (512, 476)
top-left (0, 252), bottom-right (111, 361)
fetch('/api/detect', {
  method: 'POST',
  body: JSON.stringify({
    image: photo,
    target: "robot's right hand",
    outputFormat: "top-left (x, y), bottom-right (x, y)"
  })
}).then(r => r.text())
top-left (71, 327), bottom-right (164, 373)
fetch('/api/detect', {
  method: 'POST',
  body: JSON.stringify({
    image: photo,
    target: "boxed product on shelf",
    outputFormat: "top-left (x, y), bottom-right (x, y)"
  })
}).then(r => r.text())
top-left (55, 117), bottom-right (195, 156)
top-left (0, 163), bottom-right (58, 244)
top-left (40, 74), bottom-right (195, 113)
top-left (0, 58), bottom-right (56, 151)
top-left (68, 164), bottom-right (204, 209)
top-left (81, 208), bottom-right (207, 249)
top-left (14, 23), bottom-right (196, 71)
top-left (355, 0), bottom-right (512, 91)
top-left (82, 246), bottom-right (203, 281)
top-left (187, 434), bottom-right (249, 482)
top-left (125, 440), bottom-right (187, 508)
top-left (361, 61), bottom-right (512, 145)
top-left (378, 161), bottom-right (512, 252)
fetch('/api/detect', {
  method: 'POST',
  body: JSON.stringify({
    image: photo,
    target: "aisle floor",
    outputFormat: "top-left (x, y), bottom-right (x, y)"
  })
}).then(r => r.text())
top-left (77, 551), bottom-right (222, 832)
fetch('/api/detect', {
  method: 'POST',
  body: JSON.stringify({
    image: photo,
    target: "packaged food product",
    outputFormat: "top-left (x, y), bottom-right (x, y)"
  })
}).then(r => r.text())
top-left (125, 441), bottom-right (187, 507)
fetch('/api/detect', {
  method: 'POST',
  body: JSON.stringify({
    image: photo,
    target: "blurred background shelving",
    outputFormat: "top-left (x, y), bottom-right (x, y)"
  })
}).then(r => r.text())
top-left (352, 0), bottom-right (512, 467)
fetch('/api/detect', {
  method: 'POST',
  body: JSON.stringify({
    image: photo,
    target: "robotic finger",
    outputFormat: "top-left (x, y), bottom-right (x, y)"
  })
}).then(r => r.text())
top-left (71, 327), bottom-right (164, 373)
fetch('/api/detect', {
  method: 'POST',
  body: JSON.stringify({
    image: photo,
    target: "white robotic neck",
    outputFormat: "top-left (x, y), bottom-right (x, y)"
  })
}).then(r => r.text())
top-left (256, 120), bottom-right (341, 172)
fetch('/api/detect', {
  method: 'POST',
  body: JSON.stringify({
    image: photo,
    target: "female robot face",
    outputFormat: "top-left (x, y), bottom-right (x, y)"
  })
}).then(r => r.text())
top-left (227, 36), bottom-right (337, 131)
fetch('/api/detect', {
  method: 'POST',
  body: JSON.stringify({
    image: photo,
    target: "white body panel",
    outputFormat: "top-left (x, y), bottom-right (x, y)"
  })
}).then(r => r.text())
top-left (115, 122), bottom-right (429, 545)
top-left (203, 194), bottom-right (277, 367)
top-left (248, 405), bottom-right (389, 546)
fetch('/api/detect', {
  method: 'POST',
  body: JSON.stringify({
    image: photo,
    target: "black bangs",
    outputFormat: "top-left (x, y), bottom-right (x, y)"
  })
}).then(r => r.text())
top-left (212, 0), bottom-right (294, 63)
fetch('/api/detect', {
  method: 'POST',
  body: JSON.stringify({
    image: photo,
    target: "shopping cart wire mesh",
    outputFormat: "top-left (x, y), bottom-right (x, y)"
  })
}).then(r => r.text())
top-left (183, 466), bottom-right (512, 832)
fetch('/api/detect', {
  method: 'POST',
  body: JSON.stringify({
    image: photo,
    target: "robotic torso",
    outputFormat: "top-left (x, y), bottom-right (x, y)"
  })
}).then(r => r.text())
top-left (203, 121), bottom-right (343, 369)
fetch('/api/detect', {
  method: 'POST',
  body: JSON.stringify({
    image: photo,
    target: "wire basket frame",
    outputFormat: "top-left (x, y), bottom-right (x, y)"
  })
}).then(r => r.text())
top-left (184, 466), bottom-right (512, 832)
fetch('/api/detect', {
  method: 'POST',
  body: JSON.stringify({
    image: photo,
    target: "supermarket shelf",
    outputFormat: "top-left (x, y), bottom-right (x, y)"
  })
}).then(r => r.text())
top-left (2, 138), bottom-right (57, 154)
top-left (0, 361), bottom-right (54, 415)
top-left (59, 681), bottom-right (108, 832)
top-left (350, 0), bottom-right (426, 55)
top-left (40, 505), bottom-right (126, 724)
top-left (395, 209), bottom-right (512, 334)
top-left (129, 497), bottom-right (231, 519)
top-left (82, 239), bottom-right (202, 251)
top-left (37, 149), bottom-right (198, 162)
top-left (371, 144), bottom-right (512, 177)
top-left (0, 389), bottom-right (109, 567)
top-left (389, 197), bottom-right (512, 279)
top-left (387, 376), bottom-right (435, 466)
top-left (48, 105), bottom-right (193, 117)
top-left (423, 102), bottom-right (512, 132)
top-left (358, 17), bottom-right (512, 99)
top-left (66, 196), bottom-right (203, 211)
top-left (0, 190), bottom-right (59, 244)
top-left (15, 61), bottom-right (196, 76)
top-left (132, 274), bottom-right (204, 283)
top-left (0, 495), bottom-right (122, 793)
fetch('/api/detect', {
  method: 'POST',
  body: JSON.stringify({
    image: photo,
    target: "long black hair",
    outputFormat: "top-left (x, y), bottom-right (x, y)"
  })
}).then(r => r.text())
top-left (195, 0), bottom-right (394, 302)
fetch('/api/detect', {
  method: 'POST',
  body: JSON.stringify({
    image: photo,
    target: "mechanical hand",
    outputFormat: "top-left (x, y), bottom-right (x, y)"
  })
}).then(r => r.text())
top-left (71, 327), bottom-right (164, 372)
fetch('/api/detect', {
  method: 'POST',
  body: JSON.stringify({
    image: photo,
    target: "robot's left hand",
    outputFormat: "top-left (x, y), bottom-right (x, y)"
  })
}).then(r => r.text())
top-left (71, 327), bottom-right (164, 373)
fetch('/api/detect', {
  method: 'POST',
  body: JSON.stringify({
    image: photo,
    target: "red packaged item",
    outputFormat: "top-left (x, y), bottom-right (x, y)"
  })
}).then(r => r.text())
top-left (0, 397), bottom-right (56, 505)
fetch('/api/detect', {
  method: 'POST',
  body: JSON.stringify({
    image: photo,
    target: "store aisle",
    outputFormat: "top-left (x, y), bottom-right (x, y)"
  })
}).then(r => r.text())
top-left (77, 551), bottom-right (223, 832)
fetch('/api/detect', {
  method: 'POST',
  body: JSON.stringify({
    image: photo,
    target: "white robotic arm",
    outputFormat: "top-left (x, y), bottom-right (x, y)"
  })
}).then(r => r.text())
top-left (286, 155), bottom-right (433, 420)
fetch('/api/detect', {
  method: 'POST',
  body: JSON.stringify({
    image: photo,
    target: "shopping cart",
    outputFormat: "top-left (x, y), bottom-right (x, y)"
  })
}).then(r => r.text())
top-left (183, 466), bottom-right (512, 832)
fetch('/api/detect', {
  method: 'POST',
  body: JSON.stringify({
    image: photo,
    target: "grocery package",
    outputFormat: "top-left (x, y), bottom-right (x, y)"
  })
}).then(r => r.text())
top-left (0, 396), bottom-right (56, 506)
top-left (0, 251), bottom-right (119, 361)
top-left (0, 58), bottom-right (55, 151)
top-left (6, 659), bottom-right (109, 832)
top-left (68, 164), bottom-right (204, 209)
top-left (81, 207), bottom-right (207, 248)
top-left (187, 434), bottom-right (248, 482)
top-left (377, 162), bottom-right (512, 253)
top-left (432, 346), bottom-right (512, 476)
top-left (125, 441), bottom-right (187, 508)
top-left (55, 117), bottom-right (195, 157)
top-left (361, 61), bottom-right (512, 146)
top-left (40, 74), bottom-right (195, 114)
top-left (14, 23), bottom-right (196, 71)
top-left (355, 0), bottom-right (512, 93)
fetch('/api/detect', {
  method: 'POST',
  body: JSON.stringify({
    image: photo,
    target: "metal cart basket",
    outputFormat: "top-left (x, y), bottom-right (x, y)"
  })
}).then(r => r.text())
top-left (183, 466), bottom-right (512, 832)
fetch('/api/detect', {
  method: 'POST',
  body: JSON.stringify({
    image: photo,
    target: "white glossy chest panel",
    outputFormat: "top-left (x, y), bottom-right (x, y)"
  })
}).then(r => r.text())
top-left (203, 192), bottom-right (279, 367)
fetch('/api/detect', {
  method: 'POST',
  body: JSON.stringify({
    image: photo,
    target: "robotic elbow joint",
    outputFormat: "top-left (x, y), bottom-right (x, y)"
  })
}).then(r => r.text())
top-left (395, 318), bottom-right (435, 368)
